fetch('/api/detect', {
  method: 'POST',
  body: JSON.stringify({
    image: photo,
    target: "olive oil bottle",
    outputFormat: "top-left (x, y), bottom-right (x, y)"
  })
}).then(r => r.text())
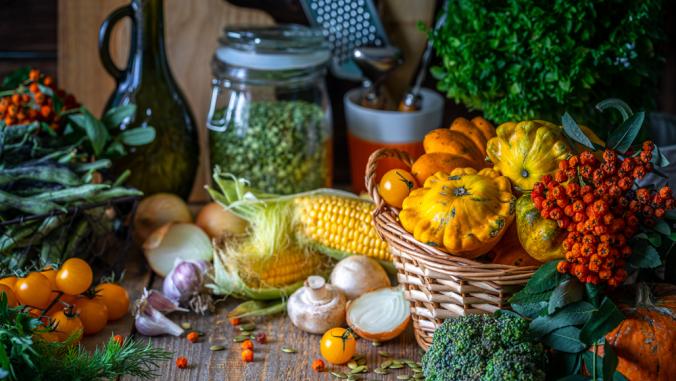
top-left (99, 0), bottom-right (198, 199)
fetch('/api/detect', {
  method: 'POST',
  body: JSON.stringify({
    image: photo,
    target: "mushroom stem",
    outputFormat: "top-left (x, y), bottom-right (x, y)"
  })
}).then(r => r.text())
top-left (306, 275), bottom-right (331, 302)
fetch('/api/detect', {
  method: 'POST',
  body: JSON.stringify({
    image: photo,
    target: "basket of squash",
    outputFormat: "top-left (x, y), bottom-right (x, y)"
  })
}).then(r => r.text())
top-left (366, 116), bottom-right (602, 350)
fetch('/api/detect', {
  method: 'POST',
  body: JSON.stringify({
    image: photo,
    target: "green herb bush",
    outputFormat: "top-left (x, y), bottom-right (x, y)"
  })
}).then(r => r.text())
top-left (429, 0), bottom-right (664, 126)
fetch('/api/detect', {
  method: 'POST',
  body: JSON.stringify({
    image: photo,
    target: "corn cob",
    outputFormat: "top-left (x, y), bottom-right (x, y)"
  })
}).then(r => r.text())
top-left (294, 195), bottom-right (391, 262)
top-left (246, 247), bottom-right (325, 288)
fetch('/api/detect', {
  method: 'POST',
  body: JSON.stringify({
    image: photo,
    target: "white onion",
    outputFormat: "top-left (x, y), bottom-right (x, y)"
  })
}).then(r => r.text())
top-left (195, 202), bottom-right (247, 238)
top-left (133, 193), bottom-right (192, 243)
top-left (346, 287), bottom-right (410, 342)
top-left (143, 223), bottom-right (213, 277)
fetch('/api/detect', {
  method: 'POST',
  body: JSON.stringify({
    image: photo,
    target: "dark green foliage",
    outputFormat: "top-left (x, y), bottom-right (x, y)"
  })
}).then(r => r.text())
top-left (429, 0), bottom-right (664, 126)
top-left (0, 295), bottom-right (171, 380)
top-left (422, 312), bottom-right (546, 381)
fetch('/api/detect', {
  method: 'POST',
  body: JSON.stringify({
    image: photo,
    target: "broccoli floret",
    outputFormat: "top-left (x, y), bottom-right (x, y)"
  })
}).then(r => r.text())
top-left (422, 312), bottom-right (546, 381)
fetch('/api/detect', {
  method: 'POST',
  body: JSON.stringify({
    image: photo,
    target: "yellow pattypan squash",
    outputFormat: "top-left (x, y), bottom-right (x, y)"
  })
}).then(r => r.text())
top-left (515, 194), bottom-right (565, 262)
top-left (486, 120), bottom-right (570, 192)
top-left (399, 167), bottom-right (515, 258)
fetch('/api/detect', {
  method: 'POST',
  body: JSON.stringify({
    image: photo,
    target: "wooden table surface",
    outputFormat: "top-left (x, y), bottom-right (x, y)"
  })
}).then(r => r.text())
top-left (81, 254), bottom-right (424, 381)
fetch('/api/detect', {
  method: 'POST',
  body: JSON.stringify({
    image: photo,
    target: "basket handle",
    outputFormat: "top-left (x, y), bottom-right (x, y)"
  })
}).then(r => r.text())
top-left (365, 148), bottom-right (414, 214)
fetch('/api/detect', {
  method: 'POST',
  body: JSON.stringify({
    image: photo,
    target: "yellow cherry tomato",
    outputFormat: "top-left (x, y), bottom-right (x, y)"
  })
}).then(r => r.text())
top-left (50, 309), bottom-right (84, 343)
top-left (35, 330), bottom-right (62, 343)
top-left (0, 276), bottom-right (17, 290)
top-left (56, 258), bottom-right (93, 295)
top-left (95, 283), bottom-right (129, 320)
top-left (45, 292), bottom-right (77, 316)
top-left (0, 284), bottom-right (17, 307)
top-left (378, 169), bottom-right (418, 208)
top-left (320, 328), bottom-right (357, 365)
top-left (40, 268), bottom-right (58, 290)
top-left (15, 272), bottom-right (51, 309)
top-left (74, 298), bottom-right (109, 335)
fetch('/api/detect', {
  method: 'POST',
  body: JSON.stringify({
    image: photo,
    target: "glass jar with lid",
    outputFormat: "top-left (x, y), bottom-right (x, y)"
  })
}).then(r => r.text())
top-left (207, 25), bottom-right (332, 194)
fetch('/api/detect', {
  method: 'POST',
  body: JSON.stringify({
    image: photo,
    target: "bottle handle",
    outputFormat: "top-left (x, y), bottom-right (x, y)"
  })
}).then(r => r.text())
top-left (98, 5), bottom-right (135, 81)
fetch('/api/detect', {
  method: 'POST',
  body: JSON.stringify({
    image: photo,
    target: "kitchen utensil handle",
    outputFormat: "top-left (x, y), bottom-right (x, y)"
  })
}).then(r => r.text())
top-left (98, 5), bottom-right (134, 81)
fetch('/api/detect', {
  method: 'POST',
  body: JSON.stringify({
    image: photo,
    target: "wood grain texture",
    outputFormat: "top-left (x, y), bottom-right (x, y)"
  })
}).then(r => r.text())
top-left (120, 276), bottom-right (424, 381)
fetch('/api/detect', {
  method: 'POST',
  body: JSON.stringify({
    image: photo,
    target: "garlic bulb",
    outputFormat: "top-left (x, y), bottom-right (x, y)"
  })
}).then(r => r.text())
top-left (287, 275), bottom-right (346, 334)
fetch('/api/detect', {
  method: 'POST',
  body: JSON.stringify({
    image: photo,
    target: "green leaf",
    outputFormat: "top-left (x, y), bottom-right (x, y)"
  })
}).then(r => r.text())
top-left (557, 376), bottom-right (590, 381)
top-left (579, 297), bottom-right (624, 345)
top-left (519, 260), bottom-right (564, 294)
top-left (603, 342), bottom-right (619, 381)
top-left (0, 66), bottom-right (30, 90)
top-left (548, 352), bottom-right (582, 380)
top-left (512, 300), bottom-right (548, 319)
top-left (666, 210), bottom-right (676, 221)
top-left (104, 141), bottom-right (127, 158)
top-left (530, 301), bottom-right (595, 337)
top-left (654, 219), bottom-right (671, 235)
top-left (119, 127), bottom-right (156, 146)
top-left (69, 109), bottom-right (110, 156)
top-left (627, 244), bottom-right (661, 269)
top-left (595, 98), bottom-right (632, 121)
top-left (585, 283), bottom-right (604, 307)
top-left (542, 326), bottom-right (586, 353)
top-left (562, 113), bottom-right (595, 150)
top-left (635, 231), bottom-right (662, 247)
top-left (548, 279), bottom-right (584, 314)
top-left (607, 111), bottom-right (645, 153)
top-left (652, 146), bottom-right (670, 167)
top-left (103, 104), bottom-right (137, 129)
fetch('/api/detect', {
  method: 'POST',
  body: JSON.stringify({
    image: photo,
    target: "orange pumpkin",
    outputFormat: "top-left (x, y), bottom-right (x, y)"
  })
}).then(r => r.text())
top-left (603, 283), bottom-right (676, 381)
top-left (491, 224), bottom-right (542, 267)
top-left (411, 117), bottom-right (495, 184)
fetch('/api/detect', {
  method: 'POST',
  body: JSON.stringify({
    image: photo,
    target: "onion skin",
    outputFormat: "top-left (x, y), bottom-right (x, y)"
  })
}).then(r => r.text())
top-left (133, 193), bottom-right (192, 243)
top-left (195, 202), bottom-right (247, 238)
top-left (330, 256), bottom-right (391, 300)
top-left (346, 287), bottom-right (410, 342)
top-left (143, 223), bottom-right (213, 277)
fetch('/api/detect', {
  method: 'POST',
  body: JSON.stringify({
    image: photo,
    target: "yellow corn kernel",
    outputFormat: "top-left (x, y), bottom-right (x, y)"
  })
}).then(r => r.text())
top-left (294, 195), bottom-right (391, 261)
top-left (248, 247), bottom-right (324, 288)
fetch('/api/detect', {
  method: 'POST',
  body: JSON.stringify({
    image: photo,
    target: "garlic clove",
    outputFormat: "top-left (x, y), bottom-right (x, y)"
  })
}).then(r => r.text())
top-left (134, 292), bottom-right (185, 337)
top-left (144, 289), bottom-right (188, 313)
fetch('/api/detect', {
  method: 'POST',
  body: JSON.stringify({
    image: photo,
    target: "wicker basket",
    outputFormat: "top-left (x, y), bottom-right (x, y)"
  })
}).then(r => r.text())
top-left (365, 148), bottom-right (538, 350)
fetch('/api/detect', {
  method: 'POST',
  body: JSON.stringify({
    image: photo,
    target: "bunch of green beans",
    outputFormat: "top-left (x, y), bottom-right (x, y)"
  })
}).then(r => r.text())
top-left (0, 122), bottom-right (142, 274)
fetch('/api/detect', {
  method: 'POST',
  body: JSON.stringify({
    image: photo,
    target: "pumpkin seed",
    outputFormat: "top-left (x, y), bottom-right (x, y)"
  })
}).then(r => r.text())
top-left (405, 360), bottom-right (417, 367)
top-left (412, 368), bottom-right (423, 373)
top-left (240, 331), bottom-right (252, 337)
top-left (357, 358), bottom-right (367, 366)
top-left (351, 365), bottom-right (366, 374)
top-left (371, 341), bottom-right (381, 347)
top-left (389, 363), bottom-right (404, 369)
top-left (281, 347), bottom-right (296, 353)
top-left (414, 373), bottom-right (425, 379)
top-left (331, 371), bottom-right (347, 379)
top-left (347, 375), bottom-right (359, 381)
top-left (381, 360), bottom-right (392, 368)
top-left (378, 351), bottom-right (390, 357)
top-left (209, 345), bottom-right (225, 351)
top-left (180, 322), bottom-right (191, 330)
top-left (233, 335), bottom-right (249, 342)
top-left (351, 354), bottom-right (365, 361)
top-left (239, 323), bottom-right (256, 331)
top-left (347, 361), bottom-right (358, 369)
top-left (397, 375), bottom-right (410, 380)
top-left (374, 368), bottom-right (389, 375)
top-left (416, 362), bottom-right (422, 367)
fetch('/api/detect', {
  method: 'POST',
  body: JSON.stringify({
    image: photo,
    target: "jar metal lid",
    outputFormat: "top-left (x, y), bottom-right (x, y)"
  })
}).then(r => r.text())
top-left (216, 25), bottom-right (330, 71)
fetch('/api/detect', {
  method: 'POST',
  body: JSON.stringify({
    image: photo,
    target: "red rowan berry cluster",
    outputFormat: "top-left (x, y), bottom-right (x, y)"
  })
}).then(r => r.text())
top-left (531, 141), bottom-right (674, 286)
top-left (0, 69), bottom-right (79, 130)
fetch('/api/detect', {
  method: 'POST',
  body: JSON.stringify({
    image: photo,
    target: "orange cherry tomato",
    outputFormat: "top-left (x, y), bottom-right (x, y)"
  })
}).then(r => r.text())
top-left (50, 309), bottom-right (84, 343)
top-left (40, 268), bottom-right (58, 290)
top-left (0, 284), bottom-right (17, 307)
top-left (378, 169), bottom-right (418, 208)
top-left (56, 258), bottom-right (93, 295)
top-left (74, 298), bottom-right (108, 335)
top-left (95, 283), bottom-right (129, 320)
top-left (15, 272), bottom-right (52, 309)
top-left (0, 276), bottom-right (17, 290)
top-left (320, 328), bottom-right (357, 365)
top-left (45, 292), bottom-right (77, 316)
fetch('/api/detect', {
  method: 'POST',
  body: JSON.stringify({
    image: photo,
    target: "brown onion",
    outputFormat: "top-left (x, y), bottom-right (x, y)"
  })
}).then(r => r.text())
top-left (133, 193), bottom-right (192, 243)
top-left (195, 202), bottom-right (247, 238)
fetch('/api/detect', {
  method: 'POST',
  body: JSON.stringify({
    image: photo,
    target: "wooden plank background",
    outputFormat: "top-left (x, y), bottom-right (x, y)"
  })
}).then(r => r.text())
top-left (57, 0), bottom-right (436, 202)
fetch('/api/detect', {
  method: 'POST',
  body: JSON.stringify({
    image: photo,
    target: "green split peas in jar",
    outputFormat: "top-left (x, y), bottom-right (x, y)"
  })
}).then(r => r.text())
top-left (207, 25), bottom-right (333, 194)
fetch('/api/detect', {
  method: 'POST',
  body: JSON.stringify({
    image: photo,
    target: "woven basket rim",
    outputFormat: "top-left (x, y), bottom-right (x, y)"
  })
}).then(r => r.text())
top-left (364, 147), bottom-right (539, 277)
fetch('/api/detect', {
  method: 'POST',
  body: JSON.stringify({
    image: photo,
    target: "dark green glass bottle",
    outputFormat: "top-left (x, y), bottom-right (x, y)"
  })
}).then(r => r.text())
top-left (99, 0), bottom-right (199, 199)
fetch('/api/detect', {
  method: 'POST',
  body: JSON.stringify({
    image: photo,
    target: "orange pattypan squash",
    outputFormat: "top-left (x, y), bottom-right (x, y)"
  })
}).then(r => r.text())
top-left (411, 117), bottom-right (495, 185)
top-left (491, 224), bottom-right (541, 267)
